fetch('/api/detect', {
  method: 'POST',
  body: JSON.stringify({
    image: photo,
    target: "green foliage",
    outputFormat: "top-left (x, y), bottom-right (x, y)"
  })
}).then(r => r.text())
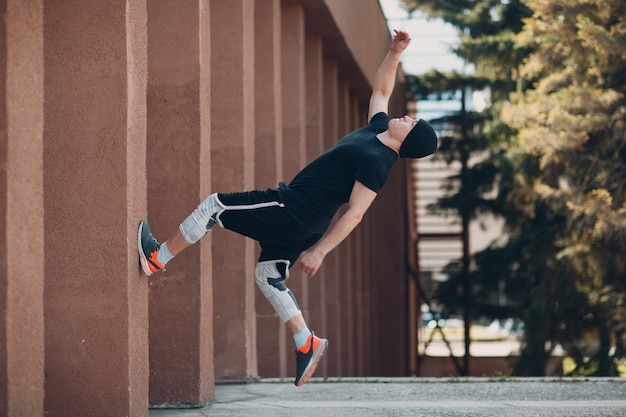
top-left (405, 70), bottom-right (492, 101)
top-left (401, 0), bottom-right (626, 376)
top-left (503, 0), bottom-right (626, 375)
top-left (400, 0), bottom-right (532, 86)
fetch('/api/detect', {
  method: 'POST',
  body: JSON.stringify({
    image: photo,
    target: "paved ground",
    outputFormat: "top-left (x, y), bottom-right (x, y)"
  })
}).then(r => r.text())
top-left (150, 377), bottom-right (626, 417)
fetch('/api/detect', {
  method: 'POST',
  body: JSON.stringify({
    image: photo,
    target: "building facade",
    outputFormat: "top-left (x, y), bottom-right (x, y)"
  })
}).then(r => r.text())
top-left (0, 0), bottom-right (413, 415)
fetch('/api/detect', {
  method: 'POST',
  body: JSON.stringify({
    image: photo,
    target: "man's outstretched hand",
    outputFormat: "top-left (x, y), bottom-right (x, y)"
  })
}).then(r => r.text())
top-left (390, 29), bottom-right (411, 54)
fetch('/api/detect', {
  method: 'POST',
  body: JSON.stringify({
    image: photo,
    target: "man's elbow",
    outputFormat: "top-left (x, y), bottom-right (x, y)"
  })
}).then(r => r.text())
top-left (349, 210), bottom-right (365, 225)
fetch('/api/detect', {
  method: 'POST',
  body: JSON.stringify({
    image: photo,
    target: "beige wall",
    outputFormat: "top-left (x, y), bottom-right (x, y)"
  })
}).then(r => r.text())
top-left (0, 0), bottom-right (412, 414)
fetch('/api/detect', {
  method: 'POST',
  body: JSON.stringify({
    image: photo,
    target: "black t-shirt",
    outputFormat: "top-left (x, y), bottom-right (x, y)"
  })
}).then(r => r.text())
top-left (278, 112), bottom-right (397, 234)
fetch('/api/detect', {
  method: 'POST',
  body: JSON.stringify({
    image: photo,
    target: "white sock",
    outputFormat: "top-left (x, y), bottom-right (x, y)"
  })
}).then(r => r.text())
top-left (156, 242), bottom-right (174, 266)
top-left (294, 328), bottom-right (312, 350)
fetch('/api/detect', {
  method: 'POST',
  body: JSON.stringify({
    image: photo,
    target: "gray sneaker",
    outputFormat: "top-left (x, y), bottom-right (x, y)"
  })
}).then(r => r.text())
top-left (294, 332), bottom-right (328, 387)
top-left (138, 220), bottom-right (165, 276)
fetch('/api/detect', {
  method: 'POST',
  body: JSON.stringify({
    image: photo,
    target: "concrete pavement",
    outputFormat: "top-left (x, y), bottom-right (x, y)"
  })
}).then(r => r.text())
top-left (149, 377), bottom-right (626, 417)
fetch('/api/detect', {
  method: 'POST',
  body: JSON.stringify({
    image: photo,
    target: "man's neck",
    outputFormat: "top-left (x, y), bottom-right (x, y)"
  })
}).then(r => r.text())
top-left (376, 131), bottom-right (401, 155)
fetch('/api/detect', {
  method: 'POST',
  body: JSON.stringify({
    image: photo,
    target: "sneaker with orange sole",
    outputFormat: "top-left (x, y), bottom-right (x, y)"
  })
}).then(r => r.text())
top-left (294, 333), bottom-right (328, 387)
top-left (138, 220), bottom-right (165, 276)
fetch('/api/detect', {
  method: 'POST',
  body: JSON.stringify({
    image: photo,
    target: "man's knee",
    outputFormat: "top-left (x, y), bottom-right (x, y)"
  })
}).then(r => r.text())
top-left (255, 260), bottom-right (290, 290)
top-left (179, 193), bottom-right (223, 243)
top-left (255, 260), bottom-right (300, 322)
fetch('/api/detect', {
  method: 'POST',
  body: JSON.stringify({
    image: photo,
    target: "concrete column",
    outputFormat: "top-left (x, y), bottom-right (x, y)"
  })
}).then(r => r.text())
top-left (43, 0), bottom-right (149, 415)
top-left (340, 236), bottom-right (355, 376)
top-left (210, 0), bottom-right (257, 381)
top-left (370, 164), bottom-right (410, 376)
top-left (334, 78), bottom-right (351, 376)
top-left (351, 96), bottom-right (362, 131)
top-left (146, 0), bottom-right (213, 405)
top-left (377, 78), bottom-right (410, 375)
top-left (338, 91), bottom-right (356, 376)
top-left (347, 96), bottom-right (361, 376)
top-left (280, 1), bottom-right (306, 180)
top-left (280, 0), bottom-right (306, 378)
top-left (304, 34), bottom-right (324, 167)
top-left (254, 0), bottom-right (283, 378)
top-left (360, 217), bottom-right (372, 375)
top-left (353, 226), bottom-right (365, 376)
top-left (322, 59), bottom-right (341, 376)
top-left (0, 1), bottom-right (44, 415)
top-left (338, 79), bottom-right (351, 135)
top-left (303, 33), bottom-right (327, 376)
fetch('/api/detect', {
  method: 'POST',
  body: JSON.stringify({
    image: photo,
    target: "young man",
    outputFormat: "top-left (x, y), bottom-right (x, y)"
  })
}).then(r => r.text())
top-left (138, 29), bottom-right (437, 387)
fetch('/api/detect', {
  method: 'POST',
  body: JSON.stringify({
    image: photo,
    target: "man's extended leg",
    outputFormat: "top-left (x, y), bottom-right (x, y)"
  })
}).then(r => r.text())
top-left (255, 260), bottom-right (328, 386)
top-left (138, 193), bottom-right (224, 276)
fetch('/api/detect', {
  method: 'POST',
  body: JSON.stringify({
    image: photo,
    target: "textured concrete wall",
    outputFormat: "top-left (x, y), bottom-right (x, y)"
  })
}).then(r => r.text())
top-left (0, 0), bottom-right (412, 414)
top-left (254, 0), bottom-right (285, 379)
top-left (0, 1), bottom-right (44, 415)
top-left (146, 0), bottom-right (213, 406)
top-left (303, 32), bottom-right (326, 375)
top-left (210, 0), bottom-right (258, 381)
top-left (43, 0), bottom-right (148, 415)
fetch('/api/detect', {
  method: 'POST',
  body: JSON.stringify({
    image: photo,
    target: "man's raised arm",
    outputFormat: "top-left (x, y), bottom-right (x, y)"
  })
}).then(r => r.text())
top-left (367, 29), bottom-right (411, 122)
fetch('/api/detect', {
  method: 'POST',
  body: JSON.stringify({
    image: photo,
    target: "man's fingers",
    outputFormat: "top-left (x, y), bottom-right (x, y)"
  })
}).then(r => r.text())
top-left (393, 29), bottom-right (410, 38)
top-left (298, 261), bottom-right (311, 275)
top-left (298, 261), bottom-right (316, 278)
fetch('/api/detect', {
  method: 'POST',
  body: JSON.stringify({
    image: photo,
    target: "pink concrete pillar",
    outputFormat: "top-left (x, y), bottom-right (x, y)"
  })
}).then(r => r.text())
top-left (369, 163), bottom-right (410, 376)
top-left (280, 1), bottom-right (306, 180)
top-left (0, 1), bottom-right (44, 415)
top-left (334, 79), bottom-right (351, 376)
top-left (338, 79), bottom-right (351, 135)
top-left (303, 32), bottom-right (327, 377)
top-left (360, 219), bottom-right (370, 375)
top-left (280, 0), bottom-right (306, 378)
top-left (348, 95), bottom-right (362, 376)
top-left (322, 59), bottom-right (341, 376)
top-left (210, 0), bottom-right (258, 381)
top-left (146, 0), bottom-right (213, 405)
top-left (353, 226), bottom-right (366, 376)
top-left (351, 96), bottom-right (362, 131)
top-left (254, 0), bottom-right (284, 378)
top-left (339, 236), bottom-right (355, 376)
top-left (304, 34), bottom-right (324, 167)
top-left (43, 1), bottom-right (149, 415)
top-left (343, 92), bottom-right (360, 377)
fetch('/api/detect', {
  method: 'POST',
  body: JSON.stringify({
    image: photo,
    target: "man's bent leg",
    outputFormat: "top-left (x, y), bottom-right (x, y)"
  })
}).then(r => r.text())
top-left (138, 194), bottom-right (224, 276)
top-left (254, 260), bottom-right (328, 386)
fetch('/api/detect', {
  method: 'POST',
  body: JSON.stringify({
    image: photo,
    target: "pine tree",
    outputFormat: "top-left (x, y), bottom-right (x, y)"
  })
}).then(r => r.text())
top-left (401, 0), bottom-right (626, 375)
top-left (502, 0), bottom-right (626, 376)
top-left (400, 0), bottom-right (532, 376)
